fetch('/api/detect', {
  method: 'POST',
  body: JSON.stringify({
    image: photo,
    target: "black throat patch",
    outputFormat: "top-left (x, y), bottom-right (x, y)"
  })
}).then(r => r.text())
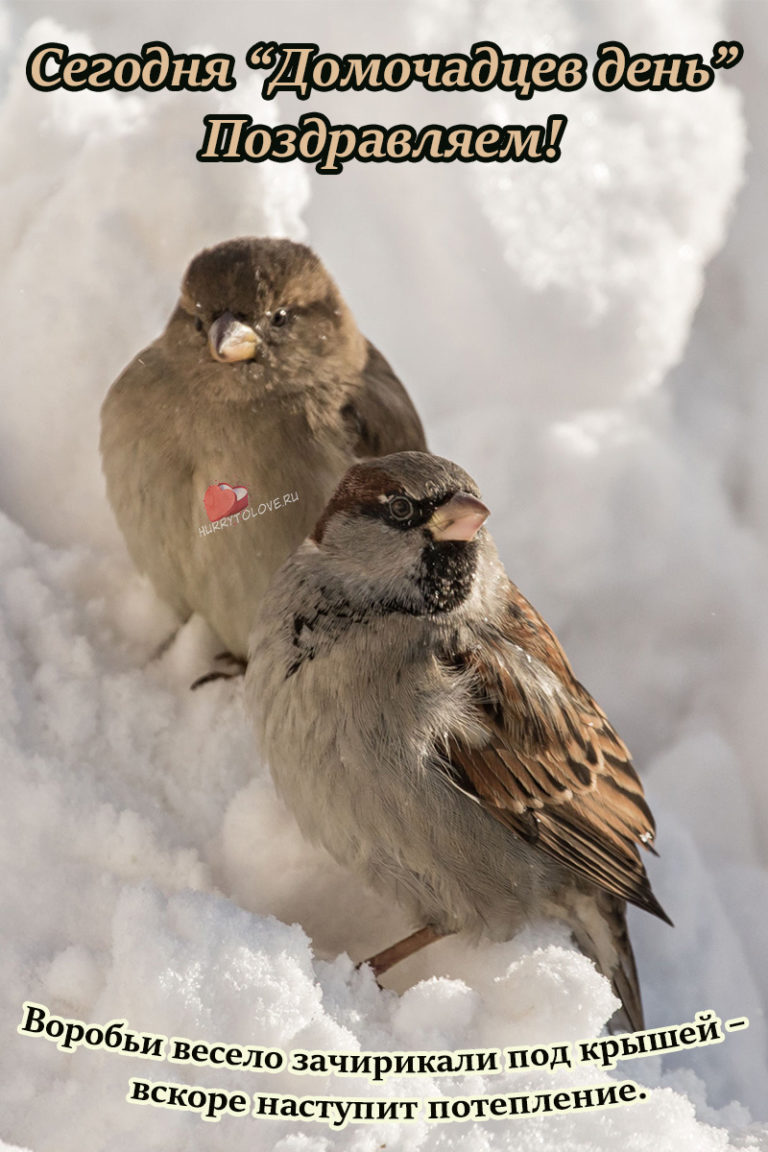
top-left (417, 539), bottom-right (479, 614)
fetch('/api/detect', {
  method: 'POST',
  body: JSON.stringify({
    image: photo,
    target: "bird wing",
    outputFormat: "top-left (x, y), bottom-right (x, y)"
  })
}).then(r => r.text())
top-left (342, 340), bottom-right (428, 457)
top-left (438, 582), bottom-right (670, 922)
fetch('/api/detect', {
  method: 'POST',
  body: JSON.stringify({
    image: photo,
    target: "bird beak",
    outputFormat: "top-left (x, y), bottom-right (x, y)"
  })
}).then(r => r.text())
top-left (208, 311), bottom-right (260, 362)
top-left (428, 492), bottom-right (490, 542)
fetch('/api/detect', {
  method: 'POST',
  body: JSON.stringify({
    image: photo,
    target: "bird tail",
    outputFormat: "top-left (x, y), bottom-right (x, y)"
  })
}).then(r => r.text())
top-left (568, 892), bottom-right (645, 1034)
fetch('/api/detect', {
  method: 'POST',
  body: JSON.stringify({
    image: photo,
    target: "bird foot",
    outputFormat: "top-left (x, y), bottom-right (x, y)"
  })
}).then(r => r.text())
top-left (190, 653), bottom-right (247, 690)
top-left (357, 925), bottom-right (451, 981)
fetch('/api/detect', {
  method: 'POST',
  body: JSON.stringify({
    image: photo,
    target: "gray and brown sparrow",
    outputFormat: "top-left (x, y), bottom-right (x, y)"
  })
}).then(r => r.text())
top-left (100, 238), bottom-right (426, 663)
top-left (249, 451), bottom-right (670, 1031)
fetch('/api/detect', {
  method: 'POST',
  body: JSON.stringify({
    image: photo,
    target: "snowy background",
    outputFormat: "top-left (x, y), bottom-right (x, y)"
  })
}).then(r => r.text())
top-left (1, 1), bottom-right (766, 1149)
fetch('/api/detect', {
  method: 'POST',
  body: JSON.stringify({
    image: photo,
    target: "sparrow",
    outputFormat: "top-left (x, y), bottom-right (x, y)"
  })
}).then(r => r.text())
top-left (248, 451), bottom-right (670, 1032)
top-left (100, 237), bottom-right (427, 664)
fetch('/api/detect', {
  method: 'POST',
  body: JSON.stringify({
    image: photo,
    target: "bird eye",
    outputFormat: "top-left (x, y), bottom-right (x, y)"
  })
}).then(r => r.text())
top-left (272, 308), bottom-right (289, 327)
top-left (388, 496), bottom-right (414, 521)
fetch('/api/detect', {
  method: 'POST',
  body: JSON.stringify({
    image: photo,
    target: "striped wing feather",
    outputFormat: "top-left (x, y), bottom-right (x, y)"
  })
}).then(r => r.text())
top-left (443, 583), bottom-right (670, 922)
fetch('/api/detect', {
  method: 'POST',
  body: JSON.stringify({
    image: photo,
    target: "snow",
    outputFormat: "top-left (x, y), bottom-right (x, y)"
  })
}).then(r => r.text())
top-left (1, 1), bottom-right (767, 1149)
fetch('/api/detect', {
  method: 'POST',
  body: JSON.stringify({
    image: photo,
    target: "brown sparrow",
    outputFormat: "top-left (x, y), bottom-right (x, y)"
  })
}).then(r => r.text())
top-left (100, 238), bottom-right (427, 664)
top-left (249, 451), bottom-right (670, 1031)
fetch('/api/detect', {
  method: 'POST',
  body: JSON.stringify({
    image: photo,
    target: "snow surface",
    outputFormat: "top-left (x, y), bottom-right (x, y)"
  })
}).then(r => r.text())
top-left (1, 1), bottom-right (767, 1149)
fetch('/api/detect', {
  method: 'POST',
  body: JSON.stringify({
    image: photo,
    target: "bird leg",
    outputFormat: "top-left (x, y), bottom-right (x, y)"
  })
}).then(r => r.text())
top-left (147, 624), bottom-right (246, 690)
top-left (190, 653), bottom-right (247, 690)
top-left (359, 925), bottom-right (452, 978)
top-left (149, 624), bottom-right (187, 663)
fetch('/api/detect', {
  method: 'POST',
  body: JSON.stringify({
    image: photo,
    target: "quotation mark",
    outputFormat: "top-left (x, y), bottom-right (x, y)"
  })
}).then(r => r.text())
top-left (711, 41), bottom-right (743, 69)
top-left (247, 41), bottom-right (277, 69)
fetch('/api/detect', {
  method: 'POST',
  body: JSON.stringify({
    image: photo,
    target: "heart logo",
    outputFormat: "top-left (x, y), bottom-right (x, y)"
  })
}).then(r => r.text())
top-left (204, 482), bottom-right (249, 523)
